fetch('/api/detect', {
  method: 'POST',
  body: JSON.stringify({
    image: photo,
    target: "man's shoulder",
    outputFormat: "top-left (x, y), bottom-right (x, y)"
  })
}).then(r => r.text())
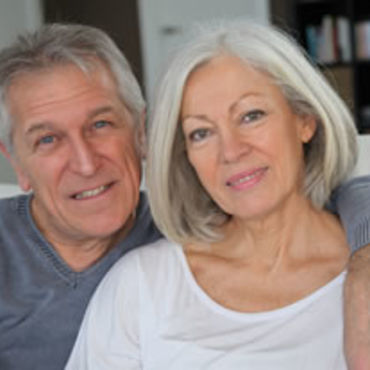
top-left (338, 175), bottom-right (370, 192)
top-left (333, 175), bottom-right (370, 212)
top-left (0, 194), bottom-right (29, 223)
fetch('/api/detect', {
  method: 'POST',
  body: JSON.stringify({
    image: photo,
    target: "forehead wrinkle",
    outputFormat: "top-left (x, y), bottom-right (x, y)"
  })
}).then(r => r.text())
top-left (25, 105), bottom-right (115, 131)
top-left (182, 92), bottom-right (266, 127)
top-left (8, 64), bottom-right (120, 118)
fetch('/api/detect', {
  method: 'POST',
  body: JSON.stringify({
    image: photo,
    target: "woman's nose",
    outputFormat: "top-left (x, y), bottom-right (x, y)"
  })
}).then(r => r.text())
top-left (219, 129), bottom-right (251, 163)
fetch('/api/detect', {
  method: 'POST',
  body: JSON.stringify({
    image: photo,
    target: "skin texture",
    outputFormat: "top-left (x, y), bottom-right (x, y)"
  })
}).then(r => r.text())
top-left (345, 246), bottom-right (370, 370)
top-left (1, 63), bottom-right (143, 271)
top-left (180, 56), bottom-right (349, 313)
top-left (181, 56), bottom-right (316, 222)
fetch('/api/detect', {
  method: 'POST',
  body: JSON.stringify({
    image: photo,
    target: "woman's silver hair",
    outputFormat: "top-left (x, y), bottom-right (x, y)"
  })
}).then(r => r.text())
top-left (147, 19), bottom-right (358, 244)
top-left (0, 23), bottom-right (145, 151)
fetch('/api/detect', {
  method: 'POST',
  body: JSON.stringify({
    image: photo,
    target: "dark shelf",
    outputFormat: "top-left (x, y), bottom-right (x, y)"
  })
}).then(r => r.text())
top-left (292, 0), bottom-right (370, 132)
top-left (298, 0), bottom-right (337, 4)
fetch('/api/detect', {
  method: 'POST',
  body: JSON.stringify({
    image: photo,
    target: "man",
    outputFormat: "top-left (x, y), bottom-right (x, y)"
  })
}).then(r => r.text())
top-left (0, 23), bottom-right (368, 370)
top-left (0, 24), bottom-right (161, 370)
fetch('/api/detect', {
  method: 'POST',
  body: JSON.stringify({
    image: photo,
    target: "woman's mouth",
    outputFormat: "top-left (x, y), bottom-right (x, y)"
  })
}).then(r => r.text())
top-left (226, 167), bottom-right (268, 188)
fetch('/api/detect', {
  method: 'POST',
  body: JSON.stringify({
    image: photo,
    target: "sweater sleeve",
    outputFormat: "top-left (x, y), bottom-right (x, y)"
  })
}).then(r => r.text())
top-left (65, 252), bottom-right (142, 370)
top-left (331, 175), bottom-right (370, 252)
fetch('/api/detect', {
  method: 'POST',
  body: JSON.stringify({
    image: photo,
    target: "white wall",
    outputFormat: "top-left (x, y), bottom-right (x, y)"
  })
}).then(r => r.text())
top-left (353, 135), bottom-right (370, 177)
top-left (0, 0), bottom-right (42, 183)
top-left (0, 0), bottom-right (42, 50)
top-left (137, 0), bottom-right (270, 101)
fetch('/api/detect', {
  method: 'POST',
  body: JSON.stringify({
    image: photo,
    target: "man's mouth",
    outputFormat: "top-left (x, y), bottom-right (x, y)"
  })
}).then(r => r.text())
top-left (73, 184), bottom-right (111, 200)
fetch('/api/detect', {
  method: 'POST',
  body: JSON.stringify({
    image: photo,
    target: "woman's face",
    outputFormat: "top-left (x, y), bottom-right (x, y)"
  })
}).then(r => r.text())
top-left (180, 56), bottom-right (316, 221)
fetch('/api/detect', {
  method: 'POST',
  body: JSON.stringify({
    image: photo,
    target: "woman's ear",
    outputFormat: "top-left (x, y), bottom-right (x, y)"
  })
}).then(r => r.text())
top-left (300, 115), bottom-right (317, 144)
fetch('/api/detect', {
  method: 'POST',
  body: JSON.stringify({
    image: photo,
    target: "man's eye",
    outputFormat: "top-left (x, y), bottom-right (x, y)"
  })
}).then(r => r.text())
top-left (38, 135), bottom-right (55, 145)
top-left (241, 110), bottom-right (265, 123)
top-left (188, 128), bottom-right (211, 142)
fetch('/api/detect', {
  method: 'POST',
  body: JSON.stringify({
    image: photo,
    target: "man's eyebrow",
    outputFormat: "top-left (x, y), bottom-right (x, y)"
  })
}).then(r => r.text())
top-left (25, 123), bottom-right (53, 136)
top-left (25, 106), bottom-right (117, 136)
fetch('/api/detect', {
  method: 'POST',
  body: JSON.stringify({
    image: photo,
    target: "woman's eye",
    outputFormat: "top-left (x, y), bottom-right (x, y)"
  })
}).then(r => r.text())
top-left (241, 110), bottom-right (265, 123)
top-left (94, 120), bottom-right (110, 129)
top-left (189, 128), bottom-right (210, 142)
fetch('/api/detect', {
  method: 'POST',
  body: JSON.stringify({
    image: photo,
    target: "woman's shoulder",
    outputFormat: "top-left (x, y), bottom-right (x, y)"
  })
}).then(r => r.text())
top-left (91, 238), bottom-right (185, 315)
top-left (122, 237), bottom-right (179, 265)
top-left (103, 238), bottom-right (181, 285)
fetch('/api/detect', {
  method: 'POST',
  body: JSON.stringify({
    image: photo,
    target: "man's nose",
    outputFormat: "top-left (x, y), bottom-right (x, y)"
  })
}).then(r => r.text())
top-left (69, 138), bottom-right (99, 176)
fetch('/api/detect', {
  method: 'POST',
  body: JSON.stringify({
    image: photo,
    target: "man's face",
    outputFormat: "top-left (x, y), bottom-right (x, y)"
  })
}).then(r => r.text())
top-left (7, 63), bottom-right (143, 245)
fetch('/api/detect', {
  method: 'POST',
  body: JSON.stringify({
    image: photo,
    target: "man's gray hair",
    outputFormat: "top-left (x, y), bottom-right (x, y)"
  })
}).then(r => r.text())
top-left (0, 23), bottom-right (145, 151)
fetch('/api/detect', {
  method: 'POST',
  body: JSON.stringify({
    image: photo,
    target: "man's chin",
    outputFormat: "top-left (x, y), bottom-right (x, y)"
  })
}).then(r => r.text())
top-left (78, 213), bottom-right (136, 241)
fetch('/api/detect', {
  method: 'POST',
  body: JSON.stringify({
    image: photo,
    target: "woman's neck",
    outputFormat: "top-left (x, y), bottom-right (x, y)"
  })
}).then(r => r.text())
top-left (201, 194), bottom-right (347, 273)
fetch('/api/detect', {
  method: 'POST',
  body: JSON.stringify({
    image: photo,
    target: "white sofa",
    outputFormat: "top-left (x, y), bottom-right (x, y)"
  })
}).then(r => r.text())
top-left (353, 135), bottom-right (370, 177)
top-left (0, 183), bottom-right (23, 198)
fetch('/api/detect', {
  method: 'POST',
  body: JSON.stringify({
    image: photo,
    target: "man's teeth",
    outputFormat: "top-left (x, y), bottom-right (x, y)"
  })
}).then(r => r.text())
top-left (74, 185), bottom-right (108, 199)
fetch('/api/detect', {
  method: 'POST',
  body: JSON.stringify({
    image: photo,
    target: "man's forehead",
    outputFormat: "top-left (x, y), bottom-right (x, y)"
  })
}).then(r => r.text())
top-left (8, 63), bottom-right (121, 109)
top-left (8, 60), bottom-right (115, 90)
top-left (24, 105), bottom-right (119, 133)
top-left (7, 69), bottom-right (134, 136)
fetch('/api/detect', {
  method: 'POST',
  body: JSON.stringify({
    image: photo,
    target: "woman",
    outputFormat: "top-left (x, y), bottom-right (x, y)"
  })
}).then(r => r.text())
top-left (67, 21), bottom-right (357, 369)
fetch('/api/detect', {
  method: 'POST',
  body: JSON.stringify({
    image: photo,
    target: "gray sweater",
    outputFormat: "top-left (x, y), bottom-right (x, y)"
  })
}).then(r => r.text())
top-left (0, 193), bottom-right (161, 370)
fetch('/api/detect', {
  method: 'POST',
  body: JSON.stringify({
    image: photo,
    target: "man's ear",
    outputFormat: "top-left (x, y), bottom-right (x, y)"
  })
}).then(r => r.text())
top-left (0, 141), bottom-right (12, 162)
top-left (137, 110), bottom-right (147, 159)
top-left (0, 141), bottom-right (31, 192)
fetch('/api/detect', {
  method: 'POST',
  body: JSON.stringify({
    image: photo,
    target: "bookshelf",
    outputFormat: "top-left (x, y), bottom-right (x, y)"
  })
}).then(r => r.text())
top-left (274, 0), bottom-right (370, 133)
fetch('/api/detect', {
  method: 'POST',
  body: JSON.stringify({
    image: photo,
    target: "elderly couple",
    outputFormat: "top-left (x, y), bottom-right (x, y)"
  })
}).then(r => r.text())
top-left (0, 21), bottom-right (369, 370)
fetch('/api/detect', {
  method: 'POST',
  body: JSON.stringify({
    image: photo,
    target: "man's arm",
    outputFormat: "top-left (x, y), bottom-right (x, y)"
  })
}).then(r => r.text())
top-left (344, 248), bottom-right (370, 370)
top-left (331, 175), bottom-right (370, 252)
top-left (333, 175), bottom-right (370, 369)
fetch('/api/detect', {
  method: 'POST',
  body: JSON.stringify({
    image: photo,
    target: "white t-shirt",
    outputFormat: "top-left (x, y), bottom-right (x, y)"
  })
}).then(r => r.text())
top-left (66, 238), bottom-right (347, 370)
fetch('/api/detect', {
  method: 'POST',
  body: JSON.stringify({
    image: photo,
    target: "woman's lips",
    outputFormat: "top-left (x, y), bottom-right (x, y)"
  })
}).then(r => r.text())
top-left (226, 167), bottom-right (268, 189)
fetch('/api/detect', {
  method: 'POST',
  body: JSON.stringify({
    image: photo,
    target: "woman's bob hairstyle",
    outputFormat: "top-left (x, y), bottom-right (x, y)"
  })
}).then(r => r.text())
top-left (147, 20), bottom-right (358, 245)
